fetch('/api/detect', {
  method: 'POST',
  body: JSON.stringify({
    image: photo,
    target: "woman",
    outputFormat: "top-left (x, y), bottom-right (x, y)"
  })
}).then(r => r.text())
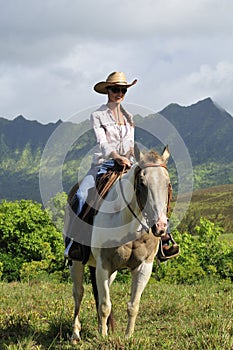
top-left (65, 71), bottom-right (179, 261)
top-left (64, 71), bottom-right (137, 259)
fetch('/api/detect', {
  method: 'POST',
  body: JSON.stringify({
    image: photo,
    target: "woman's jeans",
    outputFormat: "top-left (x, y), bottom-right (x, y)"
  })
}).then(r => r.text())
top-left (75, 160), bottom-right (115, 215)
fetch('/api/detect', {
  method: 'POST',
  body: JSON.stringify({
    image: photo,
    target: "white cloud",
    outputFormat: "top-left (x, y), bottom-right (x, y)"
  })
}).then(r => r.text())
top-left (156, 61), bottom-right (233, 112)
top-left (1, 0), bottom-right (233, 122)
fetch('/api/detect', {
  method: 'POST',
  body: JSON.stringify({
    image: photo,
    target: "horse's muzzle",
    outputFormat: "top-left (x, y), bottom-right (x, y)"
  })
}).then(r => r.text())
top-left (151, 220), bottom-right (167, 237)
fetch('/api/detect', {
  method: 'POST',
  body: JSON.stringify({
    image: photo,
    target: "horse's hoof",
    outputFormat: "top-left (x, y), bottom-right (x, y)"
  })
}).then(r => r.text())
top-left (71, 336), bottom-right (81, 344)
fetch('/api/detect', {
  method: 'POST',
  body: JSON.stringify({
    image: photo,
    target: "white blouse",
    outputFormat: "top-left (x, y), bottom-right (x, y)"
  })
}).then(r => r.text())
top-left (90, 104), bottom-right (134, 165)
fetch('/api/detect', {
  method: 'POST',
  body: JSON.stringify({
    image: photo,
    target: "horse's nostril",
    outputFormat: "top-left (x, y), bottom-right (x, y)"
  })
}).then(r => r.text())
top-left (151, 224), bottom-right (165, 237)
top-left (156, 220), bottom-right (167, 231)
top-left (151, 224), bottom-right (157, 235)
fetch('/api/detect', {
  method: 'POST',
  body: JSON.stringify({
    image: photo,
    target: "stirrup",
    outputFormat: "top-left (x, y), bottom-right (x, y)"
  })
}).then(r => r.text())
top-left (157, 240), bottom-right (180, 262)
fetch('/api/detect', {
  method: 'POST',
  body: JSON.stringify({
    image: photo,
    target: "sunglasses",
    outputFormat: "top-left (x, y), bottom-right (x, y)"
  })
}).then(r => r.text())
top-left (108, 87), bottom-right (127, 94)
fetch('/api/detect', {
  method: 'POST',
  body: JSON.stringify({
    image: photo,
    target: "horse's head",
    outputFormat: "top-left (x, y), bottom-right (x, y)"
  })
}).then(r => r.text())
top-left (134, 145), bottom-right (172, 237)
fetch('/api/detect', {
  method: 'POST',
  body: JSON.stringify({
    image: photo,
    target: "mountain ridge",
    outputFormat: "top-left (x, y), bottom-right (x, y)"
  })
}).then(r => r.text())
top-left (159, 97), bottom-right (233, 164)
top-left (0, 97), bottom-right (233, 202)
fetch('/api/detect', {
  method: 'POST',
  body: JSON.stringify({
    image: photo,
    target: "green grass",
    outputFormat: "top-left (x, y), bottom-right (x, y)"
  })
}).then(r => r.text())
top-left (221, 233), bottom-right (233, 242)
top-left (175, 184), bottom-right (233, 234)
top-left (0, 278), bottom-right (232, 349)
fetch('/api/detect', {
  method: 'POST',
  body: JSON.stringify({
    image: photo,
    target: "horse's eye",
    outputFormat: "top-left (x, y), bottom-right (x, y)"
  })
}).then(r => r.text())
top-left (139, 176), bottom-right (146, 187)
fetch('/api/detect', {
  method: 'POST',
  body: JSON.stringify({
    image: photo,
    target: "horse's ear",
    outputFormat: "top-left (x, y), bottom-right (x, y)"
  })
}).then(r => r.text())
top-left (134, 143), bottom-right (142, 162)
top-left (162, 145), bottom-right (170, 163)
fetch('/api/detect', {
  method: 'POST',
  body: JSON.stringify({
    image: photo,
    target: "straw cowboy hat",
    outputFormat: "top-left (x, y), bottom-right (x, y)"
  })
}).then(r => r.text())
top-left (94, 72), bottom-right (137, 94)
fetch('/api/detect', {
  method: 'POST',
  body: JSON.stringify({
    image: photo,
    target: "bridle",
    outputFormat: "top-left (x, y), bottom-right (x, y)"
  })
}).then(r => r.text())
top-left (119, 162), bottom-right (172, 234)
top-left (134, 163), bottom-right (172, 214)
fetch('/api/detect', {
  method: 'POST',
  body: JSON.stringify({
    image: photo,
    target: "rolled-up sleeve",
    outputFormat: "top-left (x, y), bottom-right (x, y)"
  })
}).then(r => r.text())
top-left (90, 113), bottom-right (105, 144)
top-left (90, 112), bottom-right (114, 158)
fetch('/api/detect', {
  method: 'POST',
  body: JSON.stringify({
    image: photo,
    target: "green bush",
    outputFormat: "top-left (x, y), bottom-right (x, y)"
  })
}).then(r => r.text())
top-left (0, 200), bottom-right (64, 281)
top-left (46, 192), bottom-right (67, 232)
top-left (1, 197), bottom-right (232, 285)
top-left (0, 252), bottom-right (25, 281)
top-left (195, 218), bottom-right (233, 279)
top-left (0, 261), bottom-right (3, 280)
top-left (156, 218), bottom-right (233, 283)
top-left (20, 260), bottom-right (50, 281)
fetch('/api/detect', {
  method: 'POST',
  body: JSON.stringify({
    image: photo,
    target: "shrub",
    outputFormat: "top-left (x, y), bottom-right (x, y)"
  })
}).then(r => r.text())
top-left (1, 198), bottom-right (233, 285)
top-left (195, 218), bottom-right (231, 279)
top-left (0, 261), bottom-right (3, 280)
top-left (156, 218), bottom-right (233, 283)
top-left (0, 200), bottom-right (64, 281)
top-left (20, 260), bottom-right (50, 281)
top-left (46, 192), bottom-right (67, 232)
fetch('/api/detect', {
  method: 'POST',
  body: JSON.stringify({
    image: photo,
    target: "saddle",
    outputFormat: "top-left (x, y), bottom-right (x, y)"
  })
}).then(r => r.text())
top-left (84, 162), bottom-right (127, 218)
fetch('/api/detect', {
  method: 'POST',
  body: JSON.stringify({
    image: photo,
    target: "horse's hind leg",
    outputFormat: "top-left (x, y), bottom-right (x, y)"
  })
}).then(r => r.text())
top-left (126, 261), bottom-right (153, 338)
top-left (69, 260), bottom-right (84, 343)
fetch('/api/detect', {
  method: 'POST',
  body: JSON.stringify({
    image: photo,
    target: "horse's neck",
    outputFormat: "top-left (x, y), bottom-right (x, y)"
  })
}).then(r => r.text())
top-left (92, 165), bottom-right (144, 247)
top-left (110, 165), bottom-right (141, 217)
top-left (119, 166), bottom-right (138, 206)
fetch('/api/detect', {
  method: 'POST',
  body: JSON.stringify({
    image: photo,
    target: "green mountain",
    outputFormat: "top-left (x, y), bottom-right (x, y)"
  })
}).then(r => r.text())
top-left (0, 98), bottom-right (232, 202)
top-left (159, 97), bottom-right (233, 164)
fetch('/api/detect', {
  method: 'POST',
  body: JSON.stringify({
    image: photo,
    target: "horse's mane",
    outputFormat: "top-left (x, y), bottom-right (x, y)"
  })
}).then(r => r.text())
top-left (139, 150), bottom-right (162, 166)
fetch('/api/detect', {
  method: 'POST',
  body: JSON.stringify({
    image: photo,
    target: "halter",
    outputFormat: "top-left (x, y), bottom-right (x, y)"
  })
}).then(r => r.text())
top-left (119, 163), bottom-right (172, 233)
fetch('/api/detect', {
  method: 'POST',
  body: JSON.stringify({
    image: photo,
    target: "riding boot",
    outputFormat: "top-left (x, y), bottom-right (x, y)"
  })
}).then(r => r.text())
top-left (64, 189), bottom-right (95, 262)
top-left (64, 193), bottom-right (84, 261)
top-left (64, 238), bottom-right (84, 261)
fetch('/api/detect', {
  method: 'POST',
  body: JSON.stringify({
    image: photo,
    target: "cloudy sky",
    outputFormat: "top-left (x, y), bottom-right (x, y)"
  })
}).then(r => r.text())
top-left (1, 0), bottom-right (233, 124)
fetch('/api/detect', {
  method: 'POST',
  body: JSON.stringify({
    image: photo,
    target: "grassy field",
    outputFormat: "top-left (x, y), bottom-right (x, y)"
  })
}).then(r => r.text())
top-left (175, 184), bottom-right (233, 234)
top-left (0, 278), bottom-right (232, 350)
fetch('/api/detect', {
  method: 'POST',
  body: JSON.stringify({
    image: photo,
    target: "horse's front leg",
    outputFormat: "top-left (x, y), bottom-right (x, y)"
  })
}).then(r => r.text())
top-left (69, 260), bottom-right (85, 343)
top-left (126, 261), bottom-right (153, 338)
top-left (95, 258), bottom-right (112, 336)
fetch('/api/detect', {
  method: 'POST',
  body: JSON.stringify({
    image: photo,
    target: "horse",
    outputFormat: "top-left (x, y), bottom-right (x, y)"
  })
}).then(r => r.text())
top-left (65, 145), bottom-right (171, 342)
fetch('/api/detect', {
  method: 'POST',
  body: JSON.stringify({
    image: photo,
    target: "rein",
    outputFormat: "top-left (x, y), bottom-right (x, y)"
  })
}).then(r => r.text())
top-left (119, 173), bottom-right (150, 233)
top-left (119, 162), bottom-right (172, 233)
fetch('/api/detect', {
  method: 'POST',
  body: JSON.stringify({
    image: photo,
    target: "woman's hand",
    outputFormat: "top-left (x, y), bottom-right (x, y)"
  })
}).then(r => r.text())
top-left (110, 151), bottom-right (131, 168)
top-left (115, 156), bottom-right (131, 168)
